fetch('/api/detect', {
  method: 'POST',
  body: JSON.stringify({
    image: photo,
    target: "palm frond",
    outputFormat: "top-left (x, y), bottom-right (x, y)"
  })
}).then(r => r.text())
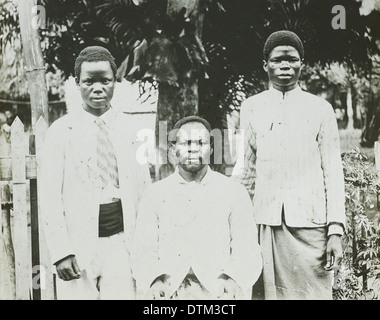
top-left (95, 0), bottom-right (209, 86)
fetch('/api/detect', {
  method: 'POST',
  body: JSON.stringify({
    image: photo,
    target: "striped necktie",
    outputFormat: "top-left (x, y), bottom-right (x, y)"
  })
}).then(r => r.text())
top-left (95, 117), bottom-right (119, 188)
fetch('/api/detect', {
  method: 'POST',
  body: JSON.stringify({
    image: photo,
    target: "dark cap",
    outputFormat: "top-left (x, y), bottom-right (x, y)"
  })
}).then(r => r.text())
top-left (263, 30), bottom-right (304, 60)
top-left (170, 116), bottom-right (212, 142)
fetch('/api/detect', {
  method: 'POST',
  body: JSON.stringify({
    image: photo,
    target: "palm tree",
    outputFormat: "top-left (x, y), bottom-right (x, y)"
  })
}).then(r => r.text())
top-left (94, 0), bottom-right (212, 148)
top-left (4, 0), bottom-right (380, 166)
top-left (0, 0), bottom-right (28, 101)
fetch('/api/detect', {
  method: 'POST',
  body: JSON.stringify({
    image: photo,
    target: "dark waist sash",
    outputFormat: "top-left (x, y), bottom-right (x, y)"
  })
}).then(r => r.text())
top-left (98, 200), bottom-right (124, 237)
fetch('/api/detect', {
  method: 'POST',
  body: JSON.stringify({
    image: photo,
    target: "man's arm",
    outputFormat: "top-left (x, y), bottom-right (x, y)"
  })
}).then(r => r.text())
top-left (131, 138), bottom-right (152, 203)
top-left (231, 102), bottom-right (257, 199)
top-left (318, 103), bottom-right (346, 269)
top-left (318, 103), bottom-right (346, 232)
top-left (222, 184), bottom-right (263, 299)
top-left (130, 187), bottom-right (164, 297)
top-left (39, 122), bottom-right (77, 271)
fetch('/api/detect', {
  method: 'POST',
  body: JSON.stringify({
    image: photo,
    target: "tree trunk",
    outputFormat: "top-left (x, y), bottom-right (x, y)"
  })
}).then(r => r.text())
top-left (155, 0), bottom-right (204, 180)
top-left (346, 86), bottom-right (354, 131)
top-left (18, 0), bottom-right (49, 300)
top-left (361, 59), bottom-right (380, 147)
top-left (361, 89), bottom-right (380, 147)
top-left (350, 82), bottom-right (361, 129)
top-left (0, 184), bottom-right (16, 300)
top-left (18, 0), bottom-right (49, 127)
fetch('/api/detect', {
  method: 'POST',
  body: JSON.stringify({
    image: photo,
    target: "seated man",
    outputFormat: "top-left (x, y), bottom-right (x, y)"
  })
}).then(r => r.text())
top-left (131, 116), bottom-right (262, 300)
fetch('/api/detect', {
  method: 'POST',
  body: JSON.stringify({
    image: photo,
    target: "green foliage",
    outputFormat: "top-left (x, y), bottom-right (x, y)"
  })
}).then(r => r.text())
top-left (94, 0), bottom-right (215, 86)
top-left (0, 0), bottom-right (65, 100)
top-left (2, 0), bottom-right (378, 131)
top-left (39, 0), bottom-right (108, 76)
top-left (0, 0), bottom-right (27, 99)
top-left (333, 147), bottom-right (380, 299)
top-left (30, 1), bottom-right (379, 109)
top-left (202, 0), bottom-right (379, 108)
top-left (0, 0), bottom-right (19, 51)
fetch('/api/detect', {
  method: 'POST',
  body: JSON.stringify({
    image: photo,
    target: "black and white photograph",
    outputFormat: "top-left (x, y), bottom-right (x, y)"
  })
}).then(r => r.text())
top-left (1, 0), bottom-right (380, 306)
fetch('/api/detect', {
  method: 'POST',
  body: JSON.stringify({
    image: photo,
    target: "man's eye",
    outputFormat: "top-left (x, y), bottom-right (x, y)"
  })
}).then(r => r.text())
top-left (102, 80), bottom-right (110, 84)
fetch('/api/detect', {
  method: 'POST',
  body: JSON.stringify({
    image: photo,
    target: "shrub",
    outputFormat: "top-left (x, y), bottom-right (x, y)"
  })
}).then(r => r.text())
top-left (333, 147), bottom-right (380, 300)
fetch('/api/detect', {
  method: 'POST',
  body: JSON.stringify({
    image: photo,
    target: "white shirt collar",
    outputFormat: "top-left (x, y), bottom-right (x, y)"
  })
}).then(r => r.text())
top-left (173, 166), bottom-right (215, 185)
top-left (80, 106), bottom-right (117, 127)
top-left (268, 85), bottom-right (302, 100)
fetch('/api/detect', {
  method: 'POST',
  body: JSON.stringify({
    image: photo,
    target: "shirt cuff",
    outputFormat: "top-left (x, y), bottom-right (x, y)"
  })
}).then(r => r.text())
top-left (327, 224), bottom-right (344, 236)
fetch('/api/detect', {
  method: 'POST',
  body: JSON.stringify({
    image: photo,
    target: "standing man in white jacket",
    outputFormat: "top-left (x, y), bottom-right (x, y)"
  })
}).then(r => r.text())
top-left (40, 46), bottom-right (151, 300)
top-left (232, 30), bottom-right (346, 300)
top-left (131, 116), bottom-right (262, 300)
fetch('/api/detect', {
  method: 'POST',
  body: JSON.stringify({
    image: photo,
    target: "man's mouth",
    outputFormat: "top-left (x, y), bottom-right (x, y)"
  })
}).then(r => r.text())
top-left (187, 157), bottom-right (201, 164)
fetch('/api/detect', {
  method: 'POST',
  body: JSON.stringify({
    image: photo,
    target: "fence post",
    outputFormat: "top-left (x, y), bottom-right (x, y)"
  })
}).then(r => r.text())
top-left (11, 117), bottom-right (31, 300)
top-left (0, 183), bottom-right (15, 300)
top-left (35, 117), bottom-right (55, 300)
top-left (0, 187), bottom-right (5, 299)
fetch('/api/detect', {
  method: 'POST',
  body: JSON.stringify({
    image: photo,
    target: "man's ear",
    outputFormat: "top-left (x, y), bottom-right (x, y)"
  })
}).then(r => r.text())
top-left (209, 138), bottom-right (214, 156)
top-left (263, 60), bottom-right (268, 73)
top-left (299, 59), bottom-right (304, 73)
top-left (75, 77), bottom-right (80, 88)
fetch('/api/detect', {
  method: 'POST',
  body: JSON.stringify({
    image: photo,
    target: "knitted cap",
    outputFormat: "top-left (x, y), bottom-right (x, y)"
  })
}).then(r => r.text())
top-left (170, 116), bottom-right (212, 142)
top-left (173, 116), bottom-right (212, 132)
top-left (263, 30), bottom-right (304, 60)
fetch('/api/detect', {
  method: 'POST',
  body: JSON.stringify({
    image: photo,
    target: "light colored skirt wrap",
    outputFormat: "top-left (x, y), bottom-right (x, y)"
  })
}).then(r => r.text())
top-left (259, 222), bottom-right (333, 300)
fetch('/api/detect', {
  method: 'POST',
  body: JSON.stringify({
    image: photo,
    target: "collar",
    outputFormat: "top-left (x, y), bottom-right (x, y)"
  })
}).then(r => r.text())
top-left (268, 84), bottom-right (302, 100)
top-left (172, 166), bottom-right (215, 185)
top-left (80, 106), bottom-right (118, 127)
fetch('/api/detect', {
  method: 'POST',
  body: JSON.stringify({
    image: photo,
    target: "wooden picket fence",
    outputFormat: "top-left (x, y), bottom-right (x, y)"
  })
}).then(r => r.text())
top-left (1, 115), bottom-right (380, 300)
top-left (0, 116), bottom-right (55, 300)
top-left (375, 142), bottom-right (380, 173)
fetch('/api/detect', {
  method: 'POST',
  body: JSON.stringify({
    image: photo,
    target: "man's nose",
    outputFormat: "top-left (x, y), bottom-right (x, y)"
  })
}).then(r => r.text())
top-left (188, 141), bottom-right (201, 151)
top-left (92, 82), bottom-right (103, 92)
top-left (280, 61), bottom-right (291, 69)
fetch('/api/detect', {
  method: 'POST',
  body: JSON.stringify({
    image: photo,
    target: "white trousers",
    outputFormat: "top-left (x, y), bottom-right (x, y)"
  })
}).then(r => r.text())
top-left (56, 233), bottom-right (135, 300)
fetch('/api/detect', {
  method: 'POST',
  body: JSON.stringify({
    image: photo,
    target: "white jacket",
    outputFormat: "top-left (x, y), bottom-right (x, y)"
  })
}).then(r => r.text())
top-left (131, 168), bottom-right (262, 299)
top-left (39, 109), bottom-right (151, 270)
top-left (232, 86), bottom-right (346, 231)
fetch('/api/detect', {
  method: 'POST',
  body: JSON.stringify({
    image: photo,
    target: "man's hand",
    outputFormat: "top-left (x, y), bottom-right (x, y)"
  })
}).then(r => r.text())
top-left (216, 275), bottom-right (243, 299)
top-left (55, 255), bottom-right (81, 281)
top-left (148, 275), bottom-right (171, 299)
top-left (325, 234), bottom-right (343, 271)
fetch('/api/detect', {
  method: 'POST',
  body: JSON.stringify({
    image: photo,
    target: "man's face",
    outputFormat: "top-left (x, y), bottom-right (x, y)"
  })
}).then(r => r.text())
top-left (77, 61), bottom-right (115, 116)
top-left (263, 45), bottom-right (303, 92)
top-left (175, 122), bottom-right (212, 173)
